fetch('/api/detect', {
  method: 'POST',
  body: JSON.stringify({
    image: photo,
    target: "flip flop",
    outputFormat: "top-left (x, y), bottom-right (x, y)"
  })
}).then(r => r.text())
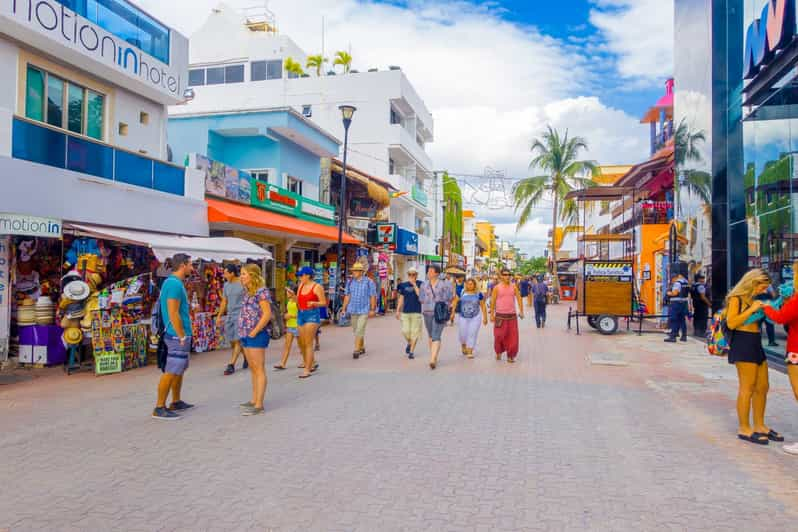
top-left (311, 363), bottom-right (319, 372)
top-left (738, 433), bottom-right (769, 445)
top-left (298, 373), bottom-right (312, 379)
top-left (273, 365), bottom-right (287, 370)
top-left (762, 430), bottom-right (785, 442)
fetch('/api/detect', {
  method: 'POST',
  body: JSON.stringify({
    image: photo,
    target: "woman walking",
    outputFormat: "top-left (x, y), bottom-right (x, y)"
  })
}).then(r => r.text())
top-left (452, 278), bottom-right (487, 358)
top-left (725, 268), bottom-right (783, 444)
top-left (296, 266), bottom-right (327, 379)
top-left (217, 264), bottom-right (247, 375)
top-left (420, 264), bottom-right (455, 370)
top-left (237, 264), bottom-right (272, 416)
top-left (274, 287), bottom-right (300, 370)
top-left (491, 269), bottom-right (525, 363)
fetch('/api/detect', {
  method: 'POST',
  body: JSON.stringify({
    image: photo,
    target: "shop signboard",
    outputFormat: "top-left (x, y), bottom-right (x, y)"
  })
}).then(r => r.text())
top-left (744, 0), bottom-right (796, 80)
top-left (95, 352), bottom-right (123, 375)
top-left (0, 236), bottom-right (10, 360)
top-left (0, 213), bottom-right (62, 238)
top-left (376, 223), bottom-right (397, 245)
top-left (195, 154), bottom-right (251, 204)
top-left (396, 228), bottom-right (419, 256)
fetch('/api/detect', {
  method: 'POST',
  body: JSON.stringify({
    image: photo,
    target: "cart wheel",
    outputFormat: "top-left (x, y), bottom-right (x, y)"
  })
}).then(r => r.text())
top-left (587, 316), bottom-right (598, 329)
top-left (596, 315), bottom-right (618, 335)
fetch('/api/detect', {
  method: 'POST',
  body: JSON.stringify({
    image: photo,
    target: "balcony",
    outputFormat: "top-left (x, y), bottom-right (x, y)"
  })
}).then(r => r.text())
top-left (389, 124), bottom-right (433, 172)
top-left (412, 184), bottom-right (428, 206)
top-left (12, 117), bottom-right (185, 196)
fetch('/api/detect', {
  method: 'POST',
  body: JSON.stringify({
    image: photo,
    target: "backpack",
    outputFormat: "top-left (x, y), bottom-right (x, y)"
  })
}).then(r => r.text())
top-left (707, 307), bottom-right (738, 357)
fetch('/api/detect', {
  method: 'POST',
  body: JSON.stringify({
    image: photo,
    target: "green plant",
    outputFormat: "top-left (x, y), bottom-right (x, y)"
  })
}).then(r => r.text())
top-left (306, 54), bottom-right (327, 76)
top-left (284, 57), bottom-right (305, 77)
top-left (513, 125), bottom-right (598, 294)
top-left (333, 51), bottom-right (353, 74)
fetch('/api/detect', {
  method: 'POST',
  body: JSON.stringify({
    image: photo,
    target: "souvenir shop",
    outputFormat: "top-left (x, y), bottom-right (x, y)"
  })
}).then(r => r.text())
top-left (1, 220), bottom-right (269, 375)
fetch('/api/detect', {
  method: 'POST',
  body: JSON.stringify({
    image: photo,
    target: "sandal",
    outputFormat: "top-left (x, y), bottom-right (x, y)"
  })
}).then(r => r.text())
top-left (273, 365), bottom-right (287, 370)
top-left (298, 373), bottom-right (312, 379)
top-left (738, 433), bottom-right (769, 445)
top-left (764, 430), bottom-right (785, 442)
top-left (311, 363), bottom-right (319, 372)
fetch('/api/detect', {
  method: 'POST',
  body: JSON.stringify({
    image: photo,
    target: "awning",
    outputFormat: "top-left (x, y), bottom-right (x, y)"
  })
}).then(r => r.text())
top-left (207, 198), bottom-right (361, 245)
top-left (67, 224), bottom-right (272, 263)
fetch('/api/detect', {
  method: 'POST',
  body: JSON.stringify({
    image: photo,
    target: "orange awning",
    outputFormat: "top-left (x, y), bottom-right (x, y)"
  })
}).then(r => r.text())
top-left (207, 198), bottom-right (361, 245)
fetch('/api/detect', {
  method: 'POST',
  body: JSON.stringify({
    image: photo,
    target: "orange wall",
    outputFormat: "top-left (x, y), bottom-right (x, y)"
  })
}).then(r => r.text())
top-left (637, 224), bottom-right (669, 312)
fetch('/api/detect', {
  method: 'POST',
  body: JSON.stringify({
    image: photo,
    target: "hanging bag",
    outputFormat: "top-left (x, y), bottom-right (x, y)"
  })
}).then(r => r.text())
top-left (430, 281), bottom-right (451, 324)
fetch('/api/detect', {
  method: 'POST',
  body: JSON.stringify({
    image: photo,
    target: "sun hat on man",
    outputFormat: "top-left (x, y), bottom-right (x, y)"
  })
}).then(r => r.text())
top-left (350, 262), bottom-right (365, 272)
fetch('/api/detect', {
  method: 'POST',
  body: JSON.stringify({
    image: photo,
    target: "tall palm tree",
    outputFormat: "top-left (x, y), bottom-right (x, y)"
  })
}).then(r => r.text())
top-left (306, 54), bottom-right (327, 76)
top-left (284, 57), bottom-right (305, 77)
top-left (513, 126), bottom-right (599, 293)
top-left (674, 118), bottom-right (706, 168)
top-left (333, 50), bottom-right (353, 74)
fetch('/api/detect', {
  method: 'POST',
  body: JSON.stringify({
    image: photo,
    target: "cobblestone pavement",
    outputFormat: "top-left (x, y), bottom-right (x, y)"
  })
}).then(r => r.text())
top-left (2, 304), bottom-right (798, 531)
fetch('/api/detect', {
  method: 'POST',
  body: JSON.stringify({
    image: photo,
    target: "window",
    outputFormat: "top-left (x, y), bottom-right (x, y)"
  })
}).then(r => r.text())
top-left (25, 65), bottom-right (106, 141)
top-left (251, 60), bottom-right (282, 81)
top-left (302, 105), bottom-right (312, 118)
top-left (390, 107), bottom-right (401, 125)
top-left (225, 64), bottom-right (244, 83)
top-left (767, 190), bottom-right (774, 204)
top-left (188, 69), bottom-right (205, 86)
top-left (250, 170), bottom-right (271, 182)
top-left (140, 111), bottom-right (149, 125)
top-left (119, 122), bottom-right (129, 136)
top-left (389, 158), bottom-right (395, 175)
top-left (206, 67), bottom-right (225, 85)
top-left (287, 176), bottom-right (303, 195)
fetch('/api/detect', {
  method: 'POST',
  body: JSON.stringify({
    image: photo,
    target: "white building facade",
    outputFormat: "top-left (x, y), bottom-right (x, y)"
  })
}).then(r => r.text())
top-left (171, 5), bottom-right (437, 257)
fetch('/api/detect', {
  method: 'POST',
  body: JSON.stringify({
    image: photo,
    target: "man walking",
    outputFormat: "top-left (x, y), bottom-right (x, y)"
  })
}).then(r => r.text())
top-left (664, 272), bottom-right (690, 343)
top-left (691, 273), bottom-right (711, 338)
top-left (396, 267), bottom-right (423, 359)
top-left (491, 269), bottom-right (525, 362)
top-left (342, 262), bottom-right (377, 358)
top-left (518, 275), bottom-right (531, 308)
top-left (532, 276), bottom-right (549, 328)
top-left (152, 253), bottom-right (195, 420)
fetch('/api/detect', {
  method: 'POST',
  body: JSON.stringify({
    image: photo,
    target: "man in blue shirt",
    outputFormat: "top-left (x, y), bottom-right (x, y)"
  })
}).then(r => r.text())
top-left (396, 267), bottom-right (423, 359)
top-left (342, 262), bottom-right (377, 359)
top-left (664, 273), bottom-right (690, 343)
top-left (153, 253), bottom-right (195, 420)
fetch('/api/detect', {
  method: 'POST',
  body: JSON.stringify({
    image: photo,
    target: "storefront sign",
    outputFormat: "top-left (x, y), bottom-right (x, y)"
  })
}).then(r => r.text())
top-left (2, 0), bottom-right (184, 98)
top-left (0, 213), bottom-right (62, 238)
top-left (585, 262), bottom-right (632, 277)
top-left (301, 200), bottom-right (335, 222)
top-left (396, 228), bottom-right (419, 256)
top-left (0, 236), bottom-right (10, 360)
top-left (744, 0), bottom-right (796, 79)
top-left (376, 223), bottom-right (397, 245)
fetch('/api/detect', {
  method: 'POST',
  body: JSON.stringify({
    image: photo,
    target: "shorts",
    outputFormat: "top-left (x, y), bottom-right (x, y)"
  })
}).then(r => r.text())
top-left (164, 335), bottom-right (191, 376)
top-left (240, 329), bottom-right (270, 349)
top-left (351, 313), bottom-right (369, 338)
top-left (298, 309), bottom-right (321, 327)
top-left (423, 313), bottom-right (446, 342)
top-left (286, 327), bottom-right (298, 336)
top-left (401, 313), bottom-right (423, 341)
top-left (224, 316), bottom-right (239, 343)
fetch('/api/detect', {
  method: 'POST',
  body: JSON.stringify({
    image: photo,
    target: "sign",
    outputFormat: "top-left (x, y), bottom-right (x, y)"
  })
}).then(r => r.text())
top-left (95, 352), bottom-right (122, 375)
top-left (376, 223), bottom-right (397, 245)
top-left (301, 199), bottom-right (336, 222)
top-left (2, 0), bottom-right (184, 98)
top-left (396, 228), bottom-right (419, 256)
top-left (0, 213), bottom-right (62, 238)
top-left (744, 0), bottom-right (796, 79)
top-left (195, 154), bottom-right (251, 204)
top-left (585, 262), bottom-right (632, 276)
top-left (0, 236), bottom-right (10, 361)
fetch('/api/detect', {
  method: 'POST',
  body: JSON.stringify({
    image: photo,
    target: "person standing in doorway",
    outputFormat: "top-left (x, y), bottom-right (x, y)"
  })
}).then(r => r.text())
top-left (296, 267), bottom-right (326, 378)
top-left (491, 269), bottom-right (525, 363)
top-left (237, 264), bottom-right (272, 416)
top-left (664, 272), bottom-right (690, 342)
top-left (342, 262), bottom-right (377, 359)
top-left (420, 264), bottom-right (455, 369)
top-left (217, 264), bottom-right (247, 376)
top-left (691, 273), bottom-right (711, 338)
top-left (152, 254), bottom-right (195, 420)
top-left (396, 267), bottom-right (423, 359)
top-left (532, 275), bottom-right (549, 328)
top-left (452, 278), bottom-right (487, 358)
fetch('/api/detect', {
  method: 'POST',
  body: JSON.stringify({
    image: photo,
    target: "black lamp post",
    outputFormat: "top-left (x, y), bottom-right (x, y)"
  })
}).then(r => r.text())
top-left (334, 104), bottom-right (356, 322)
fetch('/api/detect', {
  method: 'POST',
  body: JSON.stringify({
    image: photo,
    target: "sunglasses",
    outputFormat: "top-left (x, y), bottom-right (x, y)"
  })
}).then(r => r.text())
top-left (409, 273), bottom-right (418, 276)
top-left (501, 273), bottom-right (511, 276)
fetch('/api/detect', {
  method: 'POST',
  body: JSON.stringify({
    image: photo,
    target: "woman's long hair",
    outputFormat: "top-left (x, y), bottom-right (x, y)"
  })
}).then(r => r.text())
top-left (241, 263), bottom-right (265, 296)
top-left (724, 268), bottom-right (770, 310)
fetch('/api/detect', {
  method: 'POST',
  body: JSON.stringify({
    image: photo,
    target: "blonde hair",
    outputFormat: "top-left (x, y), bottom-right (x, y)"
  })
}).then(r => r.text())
top-left (464, 278), bottom-right (478, 292)
top-left (724, 268), bottom-right (771, 310)
top-left (241, 264), bottom-right (265, 295)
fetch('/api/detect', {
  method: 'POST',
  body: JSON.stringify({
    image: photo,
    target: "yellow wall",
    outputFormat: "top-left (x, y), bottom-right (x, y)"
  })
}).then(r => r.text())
top-left (475, 222), bottom-right (495, 257)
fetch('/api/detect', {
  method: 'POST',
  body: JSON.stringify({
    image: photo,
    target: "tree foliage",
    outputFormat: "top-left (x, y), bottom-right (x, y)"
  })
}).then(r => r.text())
top-left (333, 51), bottom-right (353, 73)
top-left (306, 54), bottom-right (328, 76)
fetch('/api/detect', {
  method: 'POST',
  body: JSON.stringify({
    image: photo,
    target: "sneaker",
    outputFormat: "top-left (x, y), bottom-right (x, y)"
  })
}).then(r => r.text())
top-left (769, 342), bottom-right (779, 347)
top-left (663, 337), bottom-right (677, 343)
top-left (405, 343), bottom-right (411, 354)
top-left (224, 364), bottom-right (235, 375)
top-left (680, 337), bottom-right (688, 342)
top-left (241, 406), bottom-right (265, 416)
top-left (783, 442), bottom-right (798, 455)
top-left (239, 401), bottom-right (254, 408)
top-left (242, 360), bottom-right (249, 370)
top-left (168, 400), bottom-right (194, 411)
top-left (408, 352), bottom-right (415, 359)
top-left (152, 407), bottom-right (180, 420)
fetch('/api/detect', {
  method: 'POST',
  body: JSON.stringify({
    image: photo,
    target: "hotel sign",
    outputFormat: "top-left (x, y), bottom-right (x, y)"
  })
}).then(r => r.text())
top-left (744, 0), bottom-right (796, 79)
top-left (1, 0), bottom-right (184, 98)
top-left (0, 213), bottom-right (62, 238)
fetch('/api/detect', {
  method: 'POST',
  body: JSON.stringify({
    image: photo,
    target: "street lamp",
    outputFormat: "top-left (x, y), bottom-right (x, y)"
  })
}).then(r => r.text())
top-left (334, 104), bottom-right (356, 322)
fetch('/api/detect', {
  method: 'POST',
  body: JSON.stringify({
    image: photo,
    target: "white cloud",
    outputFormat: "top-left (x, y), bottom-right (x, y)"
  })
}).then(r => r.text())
top-left (140, 0), bottom-right (653, 256)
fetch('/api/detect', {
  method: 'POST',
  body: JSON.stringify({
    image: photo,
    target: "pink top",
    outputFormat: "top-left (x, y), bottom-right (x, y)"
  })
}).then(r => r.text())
top-left (494, 283), bottom-right (517, 314)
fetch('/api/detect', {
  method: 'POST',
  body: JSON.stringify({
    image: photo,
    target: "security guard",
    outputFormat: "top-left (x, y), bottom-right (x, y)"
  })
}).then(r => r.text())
top-left (664, 273), bottom-right (690, 342)
top-left (691, 273), bottom-right (711, 337)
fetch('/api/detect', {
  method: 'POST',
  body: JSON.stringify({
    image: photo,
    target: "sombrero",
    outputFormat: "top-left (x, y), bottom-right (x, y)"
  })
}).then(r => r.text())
top-left (63, 328), bottom-right (84, 345)
top-left (63, 280), bottom-right (90, 301)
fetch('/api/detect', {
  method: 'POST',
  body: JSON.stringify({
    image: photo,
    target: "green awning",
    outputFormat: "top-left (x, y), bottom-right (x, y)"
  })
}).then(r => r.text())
top-left (423, 255), bottom-right (443, 261)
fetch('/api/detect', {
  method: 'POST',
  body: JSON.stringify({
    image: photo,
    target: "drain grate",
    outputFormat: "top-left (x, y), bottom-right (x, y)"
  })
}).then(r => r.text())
top-left (588, 352), bottom-right (628, 366)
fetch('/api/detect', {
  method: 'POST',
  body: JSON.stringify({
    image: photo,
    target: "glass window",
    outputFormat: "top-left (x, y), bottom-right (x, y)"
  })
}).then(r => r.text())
top-left (25, 66), bottom-right (44, 122)
top-left (86, 90), bottom-right (105, 140)
top-left (225, 64), bottom-right (244, 83)
top-left (206, 67), bottom-right (225, 85)
top-left (287, 176), bottom-right (303, 195)
top-left (67, 83), bottom-right (84, 135)
top-left (46, 75), bottom-right (64, 128)
top-left (188, 69), bottom-right (205, 86)
top-left (266, 60), bottom-right (282, 80)
top-left (251, 61), bottom-right (268, 81)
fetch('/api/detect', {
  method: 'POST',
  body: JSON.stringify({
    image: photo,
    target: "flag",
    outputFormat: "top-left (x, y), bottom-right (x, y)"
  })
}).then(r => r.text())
top-left (391, 191), bottom-right (409, 199)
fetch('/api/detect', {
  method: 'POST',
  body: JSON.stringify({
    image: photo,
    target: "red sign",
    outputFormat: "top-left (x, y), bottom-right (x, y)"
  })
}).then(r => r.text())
top-left (269, 190), bottom-right (297, 208)
top-left (256, 182), bottom-right (267, 202)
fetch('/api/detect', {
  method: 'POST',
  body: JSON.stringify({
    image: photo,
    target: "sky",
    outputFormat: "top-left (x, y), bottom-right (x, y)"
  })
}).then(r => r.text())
top-left (140, 0), bottom-right (674, 256)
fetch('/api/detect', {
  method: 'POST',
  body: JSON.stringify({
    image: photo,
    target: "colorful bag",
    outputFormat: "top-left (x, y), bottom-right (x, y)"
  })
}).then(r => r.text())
top-left (706, 309), bottom-right (732, 357)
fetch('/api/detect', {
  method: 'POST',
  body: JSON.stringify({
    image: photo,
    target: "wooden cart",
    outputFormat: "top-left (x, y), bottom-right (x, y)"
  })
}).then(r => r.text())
top-left (569, 259), bottom-right (635, 335)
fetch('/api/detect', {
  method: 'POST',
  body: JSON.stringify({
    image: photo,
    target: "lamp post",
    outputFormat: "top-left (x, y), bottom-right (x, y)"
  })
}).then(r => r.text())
top-left (334, 105), bottom-right (356, 322)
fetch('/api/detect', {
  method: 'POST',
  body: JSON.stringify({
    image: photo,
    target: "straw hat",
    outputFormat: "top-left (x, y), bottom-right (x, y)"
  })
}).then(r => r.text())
top-left (63, 280), bottom-right (91, 301)
top-left (63, 328), bottom-right (83, 345)
top-left (350, 262), bottom-right (365, 272)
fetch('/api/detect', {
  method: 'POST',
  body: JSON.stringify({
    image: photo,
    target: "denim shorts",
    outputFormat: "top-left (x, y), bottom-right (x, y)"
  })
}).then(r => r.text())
top-left (240, 329), bottom-right (270, 348)
top-left (286, 327), bottom-right (298, 336)
top-left (298, 309), bottom-right (321, 326)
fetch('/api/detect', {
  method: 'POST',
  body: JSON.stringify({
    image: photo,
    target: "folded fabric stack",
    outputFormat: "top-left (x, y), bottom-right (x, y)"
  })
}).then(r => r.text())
top-left (35, 296), bottom-right (55, 325)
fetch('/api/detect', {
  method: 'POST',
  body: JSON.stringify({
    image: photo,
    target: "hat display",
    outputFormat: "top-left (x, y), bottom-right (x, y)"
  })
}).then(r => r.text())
top-left (34, 296), bottom-right (55, 325)
top-left (61, 271), bottom-right (83, 286)
top-left (63, 280), bottom-right (91, 301)
top-left (64, 302), bottom-right (86, 319)
top-left (17, 298), bottom-right (36, 326)
top-left (63, 328), bottom-right (84, 346)
top-left (350, 262), bottom-right (365, 272)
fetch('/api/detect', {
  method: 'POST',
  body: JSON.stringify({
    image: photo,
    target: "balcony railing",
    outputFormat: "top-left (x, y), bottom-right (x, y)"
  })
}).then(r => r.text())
top-left (412, 184), bottom-right (428, 206)
top-left (12, 117), bottom-right (185, 197)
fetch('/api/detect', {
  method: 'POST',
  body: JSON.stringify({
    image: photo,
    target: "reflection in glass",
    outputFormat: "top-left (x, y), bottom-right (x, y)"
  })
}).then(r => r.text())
top-left (67, 83), bottom-right (84, 135)
top-left (25, 66), bottom-right (44, 122)
top-left (87, 91), bottom-right (104, 140)
top-left (46, 75), bottom-right (64, 128)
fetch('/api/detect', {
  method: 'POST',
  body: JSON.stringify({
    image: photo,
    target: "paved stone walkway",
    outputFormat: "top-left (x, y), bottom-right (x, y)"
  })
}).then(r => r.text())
top-left (2, 305), bottom-right (798, 531)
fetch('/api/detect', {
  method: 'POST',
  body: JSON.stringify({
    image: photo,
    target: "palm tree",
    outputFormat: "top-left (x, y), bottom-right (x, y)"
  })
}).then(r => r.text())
top-left (333, 51), bottom-right (353, 74)
top-left (306, 54), bottom-right (327, 77)
top-left (513, 126), bottom-right (599, 293)
top-left (674, 118), bottom-right (706, 168)
top-left (284, 57), bottom-right (305, 78)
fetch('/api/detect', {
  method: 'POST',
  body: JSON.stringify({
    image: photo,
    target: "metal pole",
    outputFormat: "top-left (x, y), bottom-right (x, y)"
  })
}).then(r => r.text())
top-left (334, 121), bottom-right (351, 322)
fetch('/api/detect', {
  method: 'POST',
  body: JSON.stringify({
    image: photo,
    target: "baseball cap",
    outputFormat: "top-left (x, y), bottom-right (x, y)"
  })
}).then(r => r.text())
top-left (298, 266), bottom-right (315, 277)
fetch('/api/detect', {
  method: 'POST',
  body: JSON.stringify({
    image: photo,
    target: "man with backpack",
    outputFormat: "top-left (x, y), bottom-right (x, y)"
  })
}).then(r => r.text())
top-left (664, 272), bottom-right (690, 342)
